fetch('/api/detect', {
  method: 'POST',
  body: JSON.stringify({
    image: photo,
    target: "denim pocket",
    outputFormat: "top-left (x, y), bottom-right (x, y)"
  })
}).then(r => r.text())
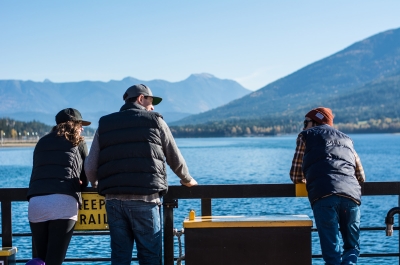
top-left (314, 205), bottom-right (338, 227)
top-left (106, 200), bottom-right (124, 226)
top-left (343, 201), bottom-right (360, 225)
top-left (129, 204), bottom-right (160, 235)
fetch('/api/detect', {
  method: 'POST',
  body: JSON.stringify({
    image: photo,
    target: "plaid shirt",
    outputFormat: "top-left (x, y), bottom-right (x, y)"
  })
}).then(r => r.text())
top-left (290, 134), bottom-right (366, 184)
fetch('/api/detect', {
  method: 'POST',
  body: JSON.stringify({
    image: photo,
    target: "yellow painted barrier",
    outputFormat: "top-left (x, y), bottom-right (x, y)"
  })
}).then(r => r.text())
top-left (0, 247), bottom-right (17, 265)
top-left (295, 183), bottom-right (308, 197)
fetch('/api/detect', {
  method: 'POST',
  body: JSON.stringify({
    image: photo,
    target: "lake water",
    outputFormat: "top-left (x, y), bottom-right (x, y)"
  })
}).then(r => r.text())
top-left (0, 134), bottom-right (400, 264)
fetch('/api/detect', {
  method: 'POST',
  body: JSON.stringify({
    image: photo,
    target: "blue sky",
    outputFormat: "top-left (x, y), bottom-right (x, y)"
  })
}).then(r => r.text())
top-left (1, 1), bottom-right (400, 91)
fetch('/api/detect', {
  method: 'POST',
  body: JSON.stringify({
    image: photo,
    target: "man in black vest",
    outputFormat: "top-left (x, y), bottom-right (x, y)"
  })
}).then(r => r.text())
top-left (290, 107), bottom-right (365, 265)
top-left (85, 84), bottom-right (198, 265)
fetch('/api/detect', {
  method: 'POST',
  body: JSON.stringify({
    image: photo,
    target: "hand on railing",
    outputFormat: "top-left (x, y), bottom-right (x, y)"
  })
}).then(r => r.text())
top-left (90, 180), bottom-right (98, 188)
top-left (180, 179), bottom-right (198, 187)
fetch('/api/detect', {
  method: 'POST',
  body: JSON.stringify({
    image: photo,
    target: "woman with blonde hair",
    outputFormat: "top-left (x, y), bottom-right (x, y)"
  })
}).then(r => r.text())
top-left (27, 108), bottom-right (91, 265)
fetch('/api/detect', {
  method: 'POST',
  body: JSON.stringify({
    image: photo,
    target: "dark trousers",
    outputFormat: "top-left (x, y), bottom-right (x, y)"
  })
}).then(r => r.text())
top-left (30, 219), bottom-right (76, 265)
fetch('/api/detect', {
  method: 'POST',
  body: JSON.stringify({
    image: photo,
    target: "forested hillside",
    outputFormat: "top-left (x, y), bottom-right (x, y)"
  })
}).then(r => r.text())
top-left (0, 118), bottom-right (95, 138)
top-left (170, 71), bottom-right (400, 137)
top-left (173, 28), bottom-right (400, 126)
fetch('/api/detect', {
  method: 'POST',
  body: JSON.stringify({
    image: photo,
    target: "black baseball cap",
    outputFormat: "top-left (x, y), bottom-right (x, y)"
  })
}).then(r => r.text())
top-left (123, 84), bottom-right (162, 105)
top-left (55, 108), bottom-right (91, 126)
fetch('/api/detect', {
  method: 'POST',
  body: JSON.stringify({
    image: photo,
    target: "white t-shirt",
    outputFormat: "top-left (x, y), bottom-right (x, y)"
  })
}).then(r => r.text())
top-left (28, 194), bottom-right (78, 223)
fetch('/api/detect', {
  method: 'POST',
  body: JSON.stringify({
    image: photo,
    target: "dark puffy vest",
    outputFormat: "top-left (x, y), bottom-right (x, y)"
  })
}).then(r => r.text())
top-left (97, 103), bottom-right (167, 196)
top-left (27, 131), bottom-right (83, 204)
top-left (300, 125), bottom-right (361, 204)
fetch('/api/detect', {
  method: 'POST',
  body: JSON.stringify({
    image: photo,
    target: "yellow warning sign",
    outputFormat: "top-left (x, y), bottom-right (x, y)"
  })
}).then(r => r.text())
top-left (75, 192), bottom-right (108, 230)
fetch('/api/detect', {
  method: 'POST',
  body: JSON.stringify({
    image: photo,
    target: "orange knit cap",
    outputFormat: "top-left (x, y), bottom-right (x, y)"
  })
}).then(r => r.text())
top-left (305, 107), bottom-right (334, 126)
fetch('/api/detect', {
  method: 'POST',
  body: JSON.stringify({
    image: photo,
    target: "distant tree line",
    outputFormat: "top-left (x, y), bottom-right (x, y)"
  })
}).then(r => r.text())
top-left (2, 116), bottom-right (399, 140)
top-left (336, 118), bottom-right (400, 133)
top-left (170, 117), bottom-right (400, 137)
top-left (170, 117), bottom-right (299, 137)
top-left (0, 118), bottom-right (96, 139)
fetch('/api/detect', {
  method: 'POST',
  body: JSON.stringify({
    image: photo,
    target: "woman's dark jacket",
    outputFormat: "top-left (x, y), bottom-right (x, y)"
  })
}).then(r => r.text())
top-left (300, 124), bottom-right (361, 205)
top-left (97, 103), bottom-right (168, 196)
top-left (27, 131), bottom-right (88, 205)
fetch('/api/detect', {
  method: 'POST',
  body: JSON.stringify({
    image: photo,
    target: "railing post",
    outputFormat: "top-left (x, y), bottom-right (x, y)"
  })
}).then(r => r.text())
top-left (201, 198), bottom-right (212, 216)
top-left (163, 199), bottom-right (178, 265)
top-left (398, 195), bottom-right (400, 264)
top-left (1, 200), bottom-right (12, 247)
top-left (32, 237), bottom-right (37, 258)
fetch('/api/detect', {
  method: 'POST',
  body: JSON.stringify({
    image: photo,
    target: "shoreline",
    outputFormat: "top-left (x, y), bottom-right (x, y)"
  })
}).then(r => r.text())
top-left (1, 132), bottom-right (399, 147)
top-left (0, 142), bottom-right (38, 148)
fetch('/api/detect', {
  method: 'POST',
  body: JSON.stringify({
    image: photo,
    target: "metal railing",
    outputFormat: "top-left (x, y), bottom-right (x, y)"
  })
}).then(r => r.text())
top-left (162, 182), bottom-right (400, 265)
top-left (1, 182), bottom-right (400, 264)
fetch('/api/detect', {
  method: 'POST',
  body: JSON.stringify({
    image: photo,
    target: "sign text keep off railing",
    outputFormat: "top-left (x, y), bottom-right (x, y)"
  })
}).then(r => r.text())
top-left (75, 192), bottom-right (108, 230)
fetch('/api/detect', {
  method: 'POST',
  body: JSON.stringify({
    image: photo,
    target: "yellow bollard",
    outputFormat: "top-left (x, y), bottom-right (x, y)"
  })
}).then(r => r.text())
top-left (189, 209), bottom-right (196, 221)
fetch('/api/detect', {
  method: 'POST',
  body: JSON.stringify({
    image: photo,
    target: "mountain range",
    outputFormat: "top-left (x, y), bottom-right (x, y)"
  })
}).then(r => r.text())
top-left (173, 27), bottom-right (400, 126)
top-left (1, 27), bottom-right (400, 133)
top-left (0, 74), bottom-right (250, 125)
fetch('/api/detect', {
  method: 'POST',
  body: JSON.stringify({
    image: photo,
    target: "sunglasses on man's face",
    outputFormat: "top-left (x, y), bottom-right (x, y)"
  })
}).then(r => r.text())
top-left (303, 119), bottom-right (313, 128)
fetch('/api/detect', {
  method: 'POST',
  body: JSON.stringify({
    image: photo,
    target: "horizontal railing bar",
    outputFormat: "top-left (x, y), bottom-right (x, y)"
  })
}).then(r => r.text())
top-left (71, 231), bottom-right (110, 236)
top-left (360, 253), bottom-right (400, 257)
top-left (67, 258), bottom-right (138, 261)
top-left (1, 232), bottom-right (111, 237)
top-left (311, 227), bottom-right (398, 232)
top-left (3, 227), bottom-right (396, 238)
top-left (14, 258), bottom-right (189, 262)
top-left (13, 253), bottom-right (400, 263)
top-left (15, 253), bottom-right (396, 262)
top-left (1, 182), bottom-right (399, 202)
top-left (15, 258), bottom-right (137, 263)
top-left (163, 182), bottom-right (400, 201)
top-left (312, 253), bottom-right (400, 258)
top-left (362, 182), bottom-right (400, 196)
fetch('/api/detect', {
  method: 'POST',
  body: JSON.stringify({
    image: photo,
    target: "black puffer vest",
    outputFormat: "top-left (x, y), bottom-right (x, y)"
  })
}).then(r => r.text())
top-left (27, 131), bottom-right (83, 204)
top-left (300, 125), bottom-right (361, 205)
top-left (97, 103), bottom-right (167, 196)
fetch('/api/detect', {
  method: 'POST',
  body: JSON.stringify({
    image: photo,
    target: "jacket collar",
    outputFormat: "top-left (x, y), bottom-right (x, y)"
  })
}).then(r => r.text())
top-left (120, 102), bottom-right (146, 112)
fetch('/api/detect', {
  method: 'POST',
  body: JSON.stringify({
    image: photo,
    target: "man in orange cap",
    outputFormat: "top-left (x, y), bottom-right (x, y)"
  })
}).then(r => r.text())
top-left (290, 107), bottom-right (365, 265)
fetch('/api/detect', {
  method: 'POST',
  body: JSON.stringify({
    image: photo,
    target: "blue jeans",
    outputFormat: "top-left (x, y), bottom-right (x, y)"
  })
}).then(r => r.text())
top-left (106, 199), bottom-right (161, 265)
top-left (313, 195), bottom-right (361, 265)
